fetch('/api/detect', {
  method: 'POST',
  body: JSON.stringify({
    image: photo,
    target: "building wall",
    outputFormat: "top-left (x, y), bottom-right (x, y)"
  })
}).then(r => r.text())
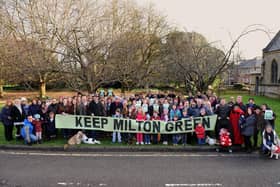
top-left (261, 51), bottom-right (280, 98)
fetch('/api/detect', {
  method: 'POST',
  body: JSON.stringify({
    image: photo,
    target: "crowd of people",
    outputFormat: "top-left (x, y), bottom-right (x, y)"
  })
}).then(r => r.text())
top-left (0, 90), bottom-right (278, 154)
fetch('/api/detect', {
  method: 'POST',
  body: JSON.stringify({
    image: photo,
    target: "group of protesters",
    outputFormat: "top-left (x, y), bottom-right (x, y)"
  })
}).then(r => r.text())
top-left (0, 90), bottom-right (278, 154)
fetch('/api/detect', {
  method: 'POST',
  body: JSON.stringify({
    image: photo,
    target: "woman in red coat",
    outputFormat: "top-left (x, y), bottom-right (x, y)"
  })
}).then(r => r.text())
top-left (229, 104), bottom-right (244, 145)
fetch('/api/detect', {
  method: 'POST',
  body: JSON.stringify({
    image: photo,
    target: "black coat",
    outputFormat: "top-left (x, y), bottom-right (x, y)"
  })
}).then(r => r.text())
top-left (0, 106), bottom-right (13, 126)
top-left (11, 105), bottom-right (25, 123)
top-left (109, 102), bottom-right (123, 116)
top-left (88, 101), bottom-right (105, 116)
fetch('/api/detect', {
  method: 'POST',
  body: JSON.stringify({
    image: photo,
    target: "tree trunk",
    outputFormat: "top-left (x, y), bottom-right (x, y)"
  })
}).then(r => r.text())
top-left (0, 81), bottom-right (4, 98)
top-left (39, 80), bottom-right (46, 98)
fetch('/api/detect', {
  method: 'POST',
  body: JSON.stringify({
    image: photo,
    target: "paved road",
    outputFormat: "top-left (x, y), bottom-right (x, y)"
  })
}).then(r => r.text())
top-left (0, 150), bottom-right (280, 187)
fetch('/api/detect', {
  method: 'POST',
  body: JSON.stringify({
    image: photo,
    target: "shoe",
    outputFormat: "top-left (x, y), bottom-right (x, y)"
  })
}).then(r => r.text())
top-left (141, 142), bottom-right (144, 145)
top-left (148, 142), bottom-right (151, 145)
top-left (38, 140), bottom-right (42, 144)
top-left (229, 149), bottom-right (232, 153)
top-left (136, 142), bottom-right (139, 145)
top-left (144, 142), bottom-right (147, 145)
top-left (163, 141), bottom-right (168, 145)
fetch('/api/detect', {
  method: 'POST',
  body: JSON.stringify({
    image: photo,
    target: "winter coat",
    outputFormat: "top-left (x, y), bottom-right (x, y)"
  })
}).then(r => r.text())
top-left (28, 104), bottom-right (41, 116)
top-left (11, 105), bottom-right (25, 123)
top-left (109, 102), bottom-right (123, 116)
top-left (195, 125), bottom-right (205, 139)
top-left (220, 131), bottom-right (232, 147)
top-left (46, 118), bottom-right (56, 135)
top-left (215, 104), bottom-right (230, 120)
top-left (229, 108), bottom-right (244, 145)
top-left (262, 130), bottom-right (279, 150)
top-left (0, 106), bottom-right (13, 126)
top-left (136, 113), bottom-right (146, 121)
top-left (88, 101), bottom-right (106, 116)
top-left (169, 109), bottom-right (182, 120)
top-left (188, 107), bottom-right (200, 117)
top-left (20, 119), bottom-right (34, 138)
top-left (33, 120), bottom-right (42, 133)
top-left (255, 113), bottom-right (266, 131)
top-left (241, 114), bottom-right (256, 136)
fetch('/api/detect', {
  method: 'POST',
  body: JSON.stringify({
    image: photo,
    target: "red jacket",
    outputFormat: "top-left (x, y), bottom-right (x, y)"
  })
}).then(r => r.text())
top-left (32, 120), bottom-right (42, 133)
top-left (195, 125), bottom-right (205, 139)
top-left (220, 131), bottom-right (232, 147)
top-left (136, 113), bottom-right (146, 121)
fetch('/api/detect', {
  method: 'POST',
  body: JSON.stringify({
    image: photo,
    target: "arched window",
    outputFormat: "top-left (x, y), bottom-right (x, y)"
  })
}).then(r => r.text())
top-left (271, 60), bottom-right (278, 83)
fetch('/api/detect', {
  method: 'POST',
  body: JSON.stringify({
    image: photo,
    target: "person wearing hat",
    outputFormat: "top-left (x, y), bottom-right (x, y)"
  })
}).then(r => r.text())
top-left (262, 123), bottom-right (280, 154)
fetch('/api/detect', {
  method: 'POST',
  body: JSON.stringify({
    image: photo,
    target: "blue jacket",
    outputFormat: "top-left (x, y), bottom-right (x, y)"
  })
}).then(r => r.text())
top-left (20, 119), bottom-right (34, 138)
top-left (0, 106), bottom-right (13, 126)
top-left (169, 109), bottom-right (182, 120)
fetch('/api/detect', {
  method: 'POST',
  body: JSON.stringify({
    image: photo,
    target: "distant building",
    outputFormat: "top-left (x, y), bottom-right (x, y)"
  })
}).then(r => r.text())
top-left (260, 31), bottom-right (280, 98)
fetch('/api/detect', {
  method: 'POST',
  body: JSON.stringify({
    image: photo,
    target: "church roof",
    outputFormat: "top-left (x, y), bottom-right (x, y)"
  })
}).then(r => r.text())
top-left (263, 30), bottom-right (280, 53)
top-left (238, 57), bottom-right (262, 68)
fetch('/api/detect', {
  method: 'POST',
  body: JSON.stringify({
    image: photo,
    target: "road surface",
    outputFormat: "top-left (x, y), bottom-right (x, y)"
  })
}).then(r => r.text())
top-left (0, 150), bottom-right (280, 187)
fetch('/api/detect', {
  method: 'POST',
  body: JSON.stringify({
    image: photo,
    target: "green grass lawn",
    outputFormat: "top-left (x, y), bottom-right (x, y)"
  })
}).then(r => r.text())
top-left (0, 90), bottom-right (279, 146)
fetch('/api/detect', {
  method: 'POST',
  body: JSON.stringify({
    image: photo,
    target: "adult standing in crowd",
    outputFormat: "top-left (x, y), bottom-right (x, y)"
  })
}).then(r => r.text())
top-left (11, 99), bottom-right (25, 139)
top-left (229, 104), bottom-right (244, 146)
top-left (215, 98), bottom-right (231, 140)
top-left (240, 107), bottom-right (256, 153)
top-left (0, 100), bottom-right (14, 141)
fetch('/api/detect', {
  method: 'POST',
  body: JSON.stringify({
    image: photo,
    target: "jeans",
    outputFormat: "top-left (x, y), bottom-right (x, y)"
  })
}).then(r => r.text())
top-left (262, 141), bottom-right (273, 152)
top-left (153, 134), bottom-right (159, 144)
top-left (172, 134), bottom-right (180, 144)
top-left (198, 138), bottom-right (205, 145)
top-left (144, 134), bottom-right (151, 143)
top-left (24, 134), bottom-right (37, 144)
top-left (112, 131), bottom-right (121, 143)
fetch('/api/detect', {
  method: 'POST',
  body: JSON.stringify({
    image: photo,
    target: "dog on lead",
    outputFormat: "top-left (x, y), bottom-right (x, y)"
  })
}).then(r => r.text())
top-left (270, 144), bottom-right (280, 160)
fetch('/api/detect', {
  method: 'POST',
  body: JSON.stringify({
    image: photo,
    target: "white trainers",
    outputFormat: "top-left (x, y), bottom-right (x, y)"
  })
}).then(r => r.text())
top-left (148, 142), bottom-right (151, 145)
top-left (141, 142), bottom-right (144, 145)
top-left (163, 141), bottom-right (168, 145)
top-left (136, 142), bottom-right (139, 145)
top-left (93, 140), bottom-right (101, 144)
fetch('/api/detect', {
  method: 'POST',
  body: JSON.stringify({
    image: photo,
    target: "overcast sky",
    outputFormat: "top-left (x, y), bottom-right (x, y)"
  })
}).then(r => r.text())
top-left (136, 0), bottom-right (280, 59)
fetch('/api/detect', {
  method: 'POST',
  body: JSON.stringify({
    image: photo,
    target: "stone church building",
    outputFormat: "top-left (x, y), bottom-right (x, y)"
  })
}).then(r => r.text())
top-left (259, 31), bottom-right (280, 98)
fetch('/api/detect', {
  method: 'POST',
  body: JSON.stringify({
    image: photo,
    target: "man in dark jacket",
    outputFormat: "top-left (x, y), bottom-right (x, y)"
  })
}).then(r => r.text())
top-left (0, 100), bottom-right (14, 141)
top-left (87, 95), bottom-right (105, 140)
top-left (109, 97), bottom-right (123, 116)
top-left (88, 95), bottom-right (105, 116)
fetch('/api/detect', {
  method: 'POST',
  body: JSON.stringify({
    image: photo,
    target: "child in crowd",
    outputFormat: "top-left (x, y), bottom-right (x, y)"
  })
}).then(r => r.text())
top-left (45, 112), bottom-right (57, 141)
top-left (112, 108), bottom-right (122, 143)
top-left (195, 123), bottom-right (205, 145)
top-left (262, 123), bottom-right (279, 154)
top-left (33, 114), bottom-right (43, 144)
top-left (217, 128), bottom-right (232, 153)
top-left (172, 115), bottom-right (180, 146)
top-left (136, 107), bottom-right (146, 145)
top-left (144, 113), bottom-right (151, 144)
top-left (151, 111), bottom-right (161, 144)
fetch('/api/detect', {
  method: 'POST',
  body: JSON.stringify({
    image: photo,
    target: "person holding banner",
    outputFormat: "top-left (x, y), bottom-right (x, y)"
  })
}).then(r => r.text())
top-left (261, 104), bottom-right (276, 129)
